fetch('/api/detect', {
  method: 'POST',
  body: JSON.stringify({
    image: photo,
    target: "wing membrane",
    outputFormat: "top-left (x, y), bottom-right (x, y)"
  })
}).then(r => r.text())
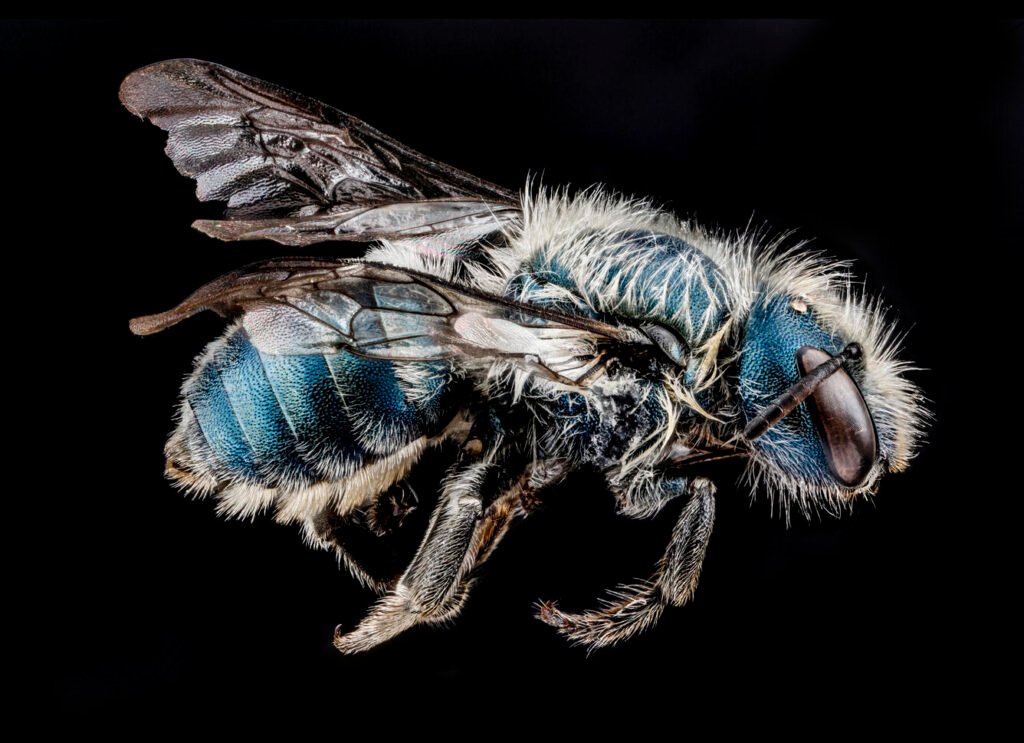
top-left (120, 59), bottom-right (519, 246)
top-left (130, 260), bottom-right (633, 385)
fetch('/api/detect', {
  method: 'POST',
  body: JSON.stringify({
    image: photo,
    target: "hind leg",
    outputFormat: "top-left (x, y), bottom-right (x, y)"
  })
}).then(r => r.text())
top-left (419, 481), bottom-right (526, 623)
top-left (307, 506), bottom-right (400, 595)
top-left (366, 481), bottom-right (419, 536)
top-left (333, 459), bottom-right (565, 653)
top-left (305, 439), bottom-right (462, 595)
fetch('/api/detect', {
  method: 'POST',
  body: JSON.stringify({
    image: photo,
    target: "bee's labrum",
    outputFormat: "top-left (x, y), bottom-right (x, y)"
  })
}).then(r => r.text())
top-left (742, 343), bottom-right (863, 442)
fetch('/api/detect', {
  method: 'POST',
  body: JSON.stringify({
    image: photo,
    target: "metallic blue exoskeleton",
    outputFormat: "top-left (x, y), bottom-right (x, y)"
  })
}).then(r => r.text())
top-left (124, 59), bottom-right (925, 652)
top-left (180, 327), bottom-right (462, 492)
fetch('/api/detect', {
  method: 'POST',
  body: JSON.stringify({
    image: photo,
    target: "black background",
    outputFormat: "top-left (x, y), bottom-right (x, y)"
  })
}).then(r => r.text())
top-left (14, 20), bottom-right (1018, 718)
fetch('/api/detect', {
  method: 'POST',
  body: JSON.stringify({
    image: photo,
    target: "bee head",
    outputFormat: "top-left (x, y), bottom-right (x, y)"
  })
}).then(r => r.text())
top-left (739, 294), bottom-right (872, 490)
top-left (733, 272), bottom-right (926, 515)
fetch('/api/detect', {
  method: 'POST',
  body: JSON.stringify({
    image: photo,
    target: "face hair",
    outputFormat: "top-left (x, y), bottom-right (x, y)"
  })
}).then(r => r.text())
top-left (742, 342), bottom-right (863, 442)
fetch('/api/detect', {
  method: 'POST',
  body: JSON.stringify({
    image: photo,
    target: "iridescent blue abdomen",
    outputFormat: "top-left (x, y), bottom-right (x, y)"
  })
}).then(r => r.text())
top-left (174, 324), bottom-right (464, 492)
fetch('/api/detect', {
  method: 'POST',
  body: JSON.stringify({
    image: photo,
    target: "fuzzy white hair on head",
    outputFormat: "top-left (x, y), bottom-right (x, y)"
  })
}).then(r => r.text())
top-left (719, 235), bottom-right (927, 519)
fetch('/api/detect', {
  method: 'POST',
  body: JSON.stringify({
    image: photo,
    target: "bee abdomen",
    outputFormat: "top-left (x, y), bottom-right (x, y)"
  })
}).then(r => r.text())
top-left (167, 324), bottom-right (463, 514)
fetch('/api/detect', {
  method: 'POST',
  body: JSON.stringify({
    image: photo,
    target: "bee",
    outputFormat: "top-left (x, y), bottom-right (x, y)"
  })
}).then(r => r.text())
top-left (123, 59), bottom-right (926, 652)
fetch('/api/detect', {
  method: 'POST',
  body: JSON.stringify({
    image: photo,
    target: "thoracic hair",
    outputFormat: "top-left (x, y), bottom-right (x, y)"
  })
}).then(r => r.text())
top-left (368, 185), bottom-right (927, 518)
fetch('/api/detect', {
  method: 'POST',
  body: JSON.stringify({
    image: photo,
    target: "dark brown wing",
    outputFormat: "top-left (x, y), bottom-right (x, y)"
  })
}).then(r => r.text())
top-left (130, 259), bottom-right (636, 386)
top-left (120, 59), bottom-right (519, 246)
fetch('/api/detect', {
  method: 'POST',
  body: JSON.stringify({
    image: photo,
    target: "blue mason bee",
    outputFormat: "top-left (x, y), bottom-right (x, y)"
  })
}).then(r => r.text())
top-left (123, 60), bottom-right (926, 652)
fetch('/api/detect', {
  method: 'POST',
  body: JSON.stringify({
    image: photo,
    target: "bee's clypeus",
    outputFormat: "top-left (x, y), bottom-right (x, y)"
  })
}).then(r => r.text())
top-left (124, 60), bottom-right (926, 652)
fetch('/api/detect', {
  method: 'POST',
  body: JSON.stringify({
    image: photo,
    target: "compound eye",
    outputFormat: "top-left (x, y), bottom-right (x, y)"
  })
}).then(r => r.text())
top-left (641, 323), bottom-right (688, 365)
top-left (796, 346), bottom-right (878, 488)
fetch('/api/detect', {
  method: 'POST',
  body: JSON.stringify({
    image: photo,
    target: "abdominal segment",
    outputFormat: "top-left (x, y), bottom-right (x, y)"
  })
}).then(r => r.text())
top-left (165, 323), bottom-right (465, 520)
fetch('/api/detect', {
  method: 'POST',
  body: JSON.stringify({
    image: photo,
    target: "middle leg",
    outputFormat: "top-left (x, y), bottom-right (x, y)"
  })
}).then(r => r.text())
top-left (538, 477), bottom-right (716, 649)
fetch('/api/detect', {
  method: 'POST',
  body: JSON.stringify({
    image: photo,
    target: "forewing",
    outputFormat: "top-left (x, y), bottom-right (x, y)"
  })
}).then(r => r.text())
top-left (120, 59), bottom-right (519, 246)
top-left (130, 260), bottom-right (630, 385)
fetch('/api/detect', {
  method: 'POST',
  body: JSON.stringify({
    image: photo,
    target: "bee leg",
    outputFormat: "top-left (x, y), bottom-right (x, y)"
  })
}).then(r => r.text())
top-left (537, 477), bottom-right (716, 650)
top-left (307, 509), bottom-right (398, 596)
top-left (332, 461), bottom-right (496, 653)
top-left (414, 488), bottom-right (522, 624)
top-left (423, 458), bottom-right (567, 624)
top-left (333, 459), bottom-right (565, 653)
top-left (366, 481), bottom-right (419, 537)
